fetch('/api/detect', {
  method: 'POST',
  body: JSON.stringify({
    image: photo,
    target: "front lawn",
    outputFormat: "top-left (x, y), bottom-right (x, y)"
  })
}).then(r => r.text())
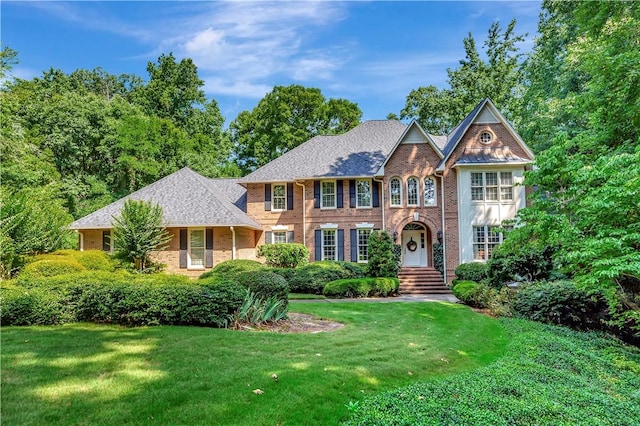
top-left (1, 302), bottom-right (505, 425)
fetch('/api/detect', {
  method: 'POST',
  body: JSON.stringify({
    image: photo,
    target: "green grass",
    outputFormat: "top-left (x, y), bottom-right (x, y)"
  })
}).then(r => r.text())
top-left (345, 318), bottom-right (640, 425)
top-left (0, 302), bottom-right (506, 425)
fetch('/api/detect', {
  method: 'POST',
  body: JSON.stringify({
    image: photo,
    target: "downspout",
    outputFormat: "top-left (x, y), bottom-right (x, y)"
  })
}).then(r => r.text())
top-left (230, 226), bottom-right (236, 260)
top-left (434, 171), bottom-right (447, 283)
top-left (295, 180), bottom-right (306, 244)
top-left (373, 176), bottom-right (385, 230)
top-left (78, 231), bottom-right (84, 252)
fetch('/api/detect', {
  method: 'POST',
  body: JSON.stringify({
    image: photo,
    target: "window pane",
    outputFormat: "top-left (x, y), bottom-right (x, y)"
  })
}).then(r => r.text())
top-left (273, 232), bottom-right (287, 243)
top-left (471, 187), bottom-right (484, 201)
top-left (190, 229), bottom-right (205, 267)
top-left (471, 172), bottom-right (483, 187)
top-left (424, 177), bottom-right (436, 205)
top-left (322, 230), bottom-right (336, 261)
top-left (486, 187), bottom-right (499, 201)
top-left (487, 227), bottom-right (501, 258)
top-left (356, 180), bottom-right (371, 207)
top-left (485, 172), bottom-right (498, 186)
top-left (273, 184), bottom-right (286, 210)
top-left (407, 178), bottom-right (418, 205)
top-left (472, 226), bottom-right (485, 260)
top-left (501, 187), bottom-right (513, 200)
top-left (321, 181), bottom-right (335, 208)
top-left (358, 229), bottom-right (371, 262)
top-left (500, 172), bottom-right (513, 186)
top-left (390, 178), bottom-right (401, 206)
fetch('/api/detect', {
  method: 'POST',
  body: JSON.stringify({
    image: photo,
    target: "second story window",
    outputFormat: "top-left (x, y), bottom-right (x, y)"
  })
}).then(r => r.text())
top-left (356, 179), bottom-right (372, 208)
top-left (407, 177), bottom-right (419, 206)
top-left (424, 177), bottom-right (436, 206)
top-left (321, 181), bottom-right (336, 208)
top-left (389, 177), bottom-right (402, 207)
top-left (272, 184), bottom-right (286, 211)
top-left (471, 171), bottom-right (513, 202)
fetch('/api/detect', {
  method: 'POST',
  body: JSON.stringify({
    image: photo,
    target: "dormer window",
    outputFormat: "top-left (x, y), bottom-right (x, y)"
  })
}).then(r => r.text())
top-left (479, 131), bottom-right (493, 144)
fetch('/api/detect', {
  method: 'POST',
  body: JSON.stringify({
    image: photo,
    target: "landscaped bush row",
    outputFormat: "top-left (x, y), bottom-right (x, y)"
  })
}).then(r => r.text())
top-left (18, 250), bottom-right (117, 280)
top-left (272, 261), bottom-right (366, 294)
top-left (258, 243), bottom-right (309, 268)
top-left (345, 319), bottom-right (640, 425)
top-left (323, 277), bottom-right (399, 298)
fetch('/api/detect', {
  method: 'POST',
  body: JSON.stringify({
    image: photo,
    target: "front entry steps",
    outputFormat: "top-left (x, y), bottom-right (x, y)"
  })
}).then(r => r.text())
top-left (398, 267), bottom-right (452, 295)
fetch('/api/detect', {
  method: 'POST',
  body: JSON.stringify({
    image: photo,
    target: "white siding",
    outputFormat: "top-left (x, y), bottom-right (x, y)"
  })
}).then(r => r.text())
top-left (401, 128), bottom-right (426, 144)
top-left (475, 106), bottom-right (499, 123)
top-left (457, 167), bottom-right (526, 263)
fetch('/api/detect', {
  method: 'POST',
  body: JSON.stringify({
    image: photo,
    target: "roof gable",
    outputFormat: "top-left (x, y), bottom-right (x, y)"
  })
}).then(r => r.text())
top-left (377, 120), bottom-right (443, 175)
top-left (437, 98), bottom-right (535, 171)
top-left (69, 168), bottom-right (261, 230)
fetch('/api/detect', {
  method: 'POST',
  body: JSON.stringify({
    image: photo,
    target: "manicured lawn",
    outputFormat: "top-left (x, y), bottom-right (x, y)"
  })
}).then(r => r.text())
top-left (1, 302), bottom-right (506, 425)
top-left (345, 318), bottom-right (640, 425)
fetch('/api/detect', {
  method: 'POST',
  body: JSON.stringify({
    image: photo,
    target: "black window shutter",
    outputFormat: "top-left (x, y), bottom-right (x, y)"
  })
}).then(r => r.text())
top-left (179, 229), bottom-right (188, 269)
top-left (286, 231), bottom-right (294, 243)
top-left (205, 228), bottom-right (214, 268)
top-left (349, 180), bottom-right (356, 208)
top-left (265, 231), bottom-right (272, 244)
top-left (314, 181), bottom-right (320, 208)
top-left (372, 180), bottom-right (380, 207)
top-left (102, 231), bottom-right (110, 252)
top-left (287, 182), bottom-right (294, 210)
top-left (264, 184), bottom-right (272, 211)
top-left (350, 229), bottom-right (358, 262)
top-left (338, 229), bottom-right (345, 261)
top-left (314, 229), bottom-right (322, 261)
top-left (336, 180), bottom-right (344, 208)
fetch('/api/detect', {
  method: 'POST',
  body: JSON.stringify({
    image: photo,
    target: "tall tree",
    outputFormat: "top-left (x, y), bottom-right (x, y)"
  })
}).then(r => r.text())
top-left (230, 85), bottom-right (361, 173)
top-left (397, 19), bottom-right (525, 134)
top-left (503, 1), bottom-right (640, 334)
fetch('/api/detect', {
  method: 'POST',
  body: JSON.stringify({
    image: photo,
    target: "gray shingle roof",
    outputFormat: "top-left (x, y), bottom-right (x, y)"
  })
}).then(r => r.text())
top-left (441, 98), bottom-right (488, 157)
top-left (454, 147), bottom-right (530, 165)
top-left (69, 168), bottom-right (261, 230)
top-left (209, 178), bottom-right (247, 211)
top-left (240, 120), bottom-right (408, 182)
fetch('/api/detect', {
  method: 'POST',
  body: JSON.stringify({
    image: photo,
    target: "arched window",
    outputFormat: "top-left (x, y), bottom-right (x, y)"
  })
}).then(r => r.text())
top-left (407, 177), bottom-right (419, 206)
top-left (424, 177), bottom-right (436, 206)
top-left (389, 177), bottom-right (402, 207)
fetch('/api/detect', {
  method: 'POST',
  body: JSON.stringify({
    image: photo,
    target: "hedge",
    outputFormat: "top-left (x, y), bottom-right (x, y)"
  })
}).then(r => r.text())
top-left (1, 273), bottom-right (245, 327)
top-left (18, 259), bottom-right (86, 279)
top-left (258, 243), bottom-right (309, 268)
top-left (199, 260), bottom-right (264, 280)
top-left (278, 261), bottom-right (365, 294)
top-left (454, 262), bottom-right (489, 282)
top-left (323, 277), bottom-right (399, 298)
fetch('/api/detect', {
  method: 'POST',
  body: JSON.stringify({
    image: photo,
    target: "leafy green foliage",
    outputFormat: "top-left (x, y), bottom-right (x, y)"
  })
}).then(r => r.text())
top-left (486, 242), bottom-right (555, 287)
top-left (258, 243), bottom-right (309, 268)
top-left (19, 259), bottom-right (86, 279)
top-left (199, 259), bottom-right (265, 280)
top-left (512, 281), bottom-right (610, 331)
top-left (111, 200), bottom-right (172, 272)
top-left (229, 85), bottom-right (361, 173)
top-left (366, 231), bottom-right (400, 278)
top-left (345, 319), bottom-right (640, 425)
top-left (278, 261), bottom-right (366, 294)
top-left (232, 270), bottom-right (289, 302)
top-left (2, 272), bottom-right (245, 327)
top-left (231, 289), bottom-right (288, 328)
top-left (432, 242), bottom-right (443, 275)
top-left (454, 262), bottom-right (489, 282)
top-left (322, 277), bottom-right (399, 298)
top-left (398, 20), bottom-right (525, 133)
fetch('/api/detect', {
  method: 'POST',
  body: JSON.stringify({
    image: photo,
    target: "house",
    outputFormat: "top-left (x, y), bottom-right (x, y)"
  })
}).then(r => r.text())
top-left (69, 98), bottom-right (534, 284)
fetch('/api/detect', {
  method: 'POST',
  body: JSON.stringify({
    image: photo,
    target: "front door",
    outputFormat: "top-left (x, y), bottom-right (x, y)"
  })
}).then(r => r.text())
top-left (402, 226), bottom-right (427, 267)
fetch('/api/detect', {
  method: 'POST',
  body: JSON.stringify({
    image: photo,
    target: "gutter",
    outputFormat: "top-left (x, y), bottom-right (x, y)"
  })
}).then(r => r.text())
top-left (434, 170), bottom-right (447, 283)
top-left (230, 226), bottom-right (236, 259)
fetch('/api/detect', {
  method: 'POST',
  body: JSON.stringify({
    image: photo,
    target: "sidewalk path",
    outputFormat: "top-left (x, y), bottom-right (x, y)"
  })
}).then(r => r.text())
top-left (292, 294), bottom-right (460, 303)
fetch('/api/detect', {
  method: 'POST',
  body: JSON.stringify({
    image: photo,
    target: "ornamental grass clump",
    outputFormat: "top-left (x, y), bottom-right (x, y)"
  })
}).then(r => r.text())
top-left (231, 289), bottom-right (288, 329)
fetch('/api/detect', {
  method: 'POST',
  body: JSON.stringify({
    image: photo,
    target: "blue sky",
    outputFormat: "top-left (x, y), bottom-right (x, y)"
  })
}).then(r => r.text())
top-left (2, 1), bottom-right (542, 123)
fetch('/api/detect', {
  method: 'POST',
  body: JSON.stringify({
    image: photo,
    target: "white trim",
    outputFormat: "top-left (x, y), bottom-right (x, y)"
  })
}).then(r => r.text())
top-left (320, 223), bottom-right (339, 229)
top-left (271, 225), bottom-right (289, 231)
top-left (355, 178), bottom-right (373, 208)
top-left (271, 182), bottom-right (287, 212)
top-left (320, 180), bottom-right (337, 209)
top-left (356, 222), bottom-right (374, 229)
top-left (389, 176), bottom-right (403, 207)
top-left (78, 231), bottom-right (84, 252)
top-left (321, 228), bottom-right (338, 261)
top-left (271, 230), bottom-right (288, 244)
top-left (406, 176), bottom-right (420, 207)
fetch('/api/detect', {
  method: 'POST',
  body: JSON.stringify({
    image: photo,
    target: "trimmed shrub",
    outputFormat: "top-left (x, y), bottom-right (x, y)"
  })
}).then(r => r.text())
top-left (323, 277), bottom-right (399, 298)
top-left (199, 260), bottom-right (264, 280)
top-left (258, 243), bottom-right (309, 268)
top-left (233, 270), bottom-right (289, 302)
top-left (0, 284), bottom-right (75, 325)
top-left (19, 259), bottom-right (86, 279)
top-left (512, 280), bottom-right (609, 331)
top-left (285, 261), bottom-right (359, 294)
top-left (487, 245), bottom-right (555, 287)
top-left (454, 262), bottom-right (489, 282)
top-left (452, 280), bottom-right (480, 303)
top-left (34, 250), bottom-right (115, 272)
top-left (366, 231), bottom-right (401, 278)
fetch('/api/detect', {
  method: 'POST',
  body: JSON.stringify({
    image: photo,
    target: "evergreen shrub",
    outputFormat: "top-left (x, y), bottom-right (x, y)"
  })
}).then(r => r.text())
top-left (454, 262), bottom-right (489, 282)
top-left (323, 277), bottom-right (399, 298)
top-left (258, 243), bottom-right (309, 268)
